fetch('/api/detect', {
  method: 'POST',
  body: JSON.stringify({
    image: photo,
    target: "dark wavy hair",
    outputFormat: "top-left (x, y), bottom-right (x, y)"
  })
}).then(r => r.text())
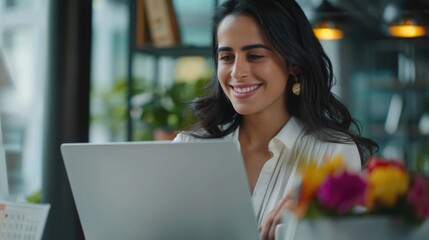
top-left (189, 0), bottom-right (378, 164)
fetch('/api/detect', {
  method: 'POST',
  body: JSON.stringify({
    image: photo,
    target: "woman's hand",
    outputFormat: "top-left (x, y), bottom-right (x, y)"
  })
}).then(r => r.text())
top-left (259, 190), bottom-right (297, 240)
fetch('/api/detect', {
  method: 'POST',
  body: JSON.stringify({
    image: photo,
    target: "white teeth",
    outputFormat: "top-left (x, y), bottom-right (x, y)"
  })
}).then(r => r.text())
top-left (234, 85), bottom-right (259, 93)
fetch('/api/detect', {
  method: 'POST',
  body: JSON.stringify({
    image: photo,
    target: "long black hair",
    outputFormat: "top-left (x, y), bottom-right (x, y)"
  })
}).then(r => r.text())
top-left (189, 0), bottom-right (378, 164)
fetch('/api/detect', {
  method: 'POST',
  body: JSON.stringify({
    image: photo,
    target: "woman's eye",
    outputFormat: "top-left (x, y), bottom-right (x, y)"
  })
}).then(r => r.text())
top-left (248, 54), bottom-right (263, 60)
top-left (219, 55), bottom-right (233, 62)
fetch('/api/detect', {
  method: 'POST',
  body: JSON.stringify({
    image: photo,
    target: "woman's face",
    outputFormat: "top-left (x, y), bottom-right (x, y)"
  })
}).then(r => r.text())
top-left (216, 14), bottom-right (293, 118)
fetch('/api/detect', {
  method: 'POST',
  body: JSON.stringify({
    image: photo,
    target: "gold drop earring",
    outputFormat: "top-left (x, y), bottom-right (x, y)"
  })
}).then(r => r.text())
top-left (292, 75), bottom-right (301, 96)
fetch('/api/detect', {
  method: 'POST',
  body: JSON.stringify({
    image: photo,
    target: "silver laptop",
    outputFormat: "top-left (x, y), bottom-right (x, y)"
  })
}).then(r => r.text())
top-left (61, 140), bottom-right (260, 240)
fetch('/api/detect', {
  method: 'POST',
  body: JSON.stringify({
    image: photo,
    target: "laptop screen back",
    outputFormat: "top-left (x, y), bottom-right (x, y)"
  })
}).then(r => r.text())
top-left (61, 140), bottom-right (260, 240)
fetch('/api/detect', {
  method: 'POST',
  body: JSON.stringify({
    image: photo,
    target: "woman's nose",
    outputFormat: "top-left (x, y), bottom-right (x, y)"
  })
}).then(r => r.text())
top-left (231, 57), bottom-right (249, 79)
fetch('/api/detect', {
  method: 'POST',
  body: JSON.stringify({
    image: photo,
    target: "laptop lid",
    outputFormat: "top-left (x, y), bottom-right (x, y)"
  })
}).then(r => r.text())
top-left (61, 140), bottom-right (260, 240)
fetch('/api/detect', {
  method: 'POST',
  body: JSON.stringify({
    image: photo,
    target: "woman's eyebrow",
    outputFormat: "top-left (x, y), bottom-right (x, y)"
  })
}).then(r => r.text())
top-left (241, 44), bottom-right (272, 51)
top-left (217, 46), bottom-right (233, 53)
top-left (217, 44), bottom-right (272, 53)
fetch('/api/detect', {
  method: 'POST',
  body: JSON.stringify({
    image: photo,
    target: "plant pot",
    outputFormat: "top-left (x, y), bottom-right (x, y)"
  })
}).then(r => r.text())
top-left (153, 128), bottom-right (177, 141)
top-left (296, 217), bottom-right (427, 240)
top-left (277, 216), bottom-right (429, 240)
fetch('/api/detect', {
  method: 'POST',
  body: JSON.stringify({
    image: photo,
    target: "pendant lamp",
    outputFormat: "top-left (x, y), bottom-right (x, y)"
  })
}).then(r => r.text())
top-left (312, 0), bottom-right (346, 40)
top-left (385, 0), bottom-right (428, 38)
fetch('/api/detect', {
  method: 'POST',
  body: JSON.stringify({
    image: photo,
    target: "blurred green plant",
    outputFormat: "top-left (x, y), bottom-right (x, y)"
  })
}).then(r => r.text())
top-left (26, 190), bottom-right (42, 203)
top-left (90, 78), bottom-right (145, 141)
top-left (91, 76), bottom-right (209, 141)
top-left (132, 77), bottom-right (209, 139)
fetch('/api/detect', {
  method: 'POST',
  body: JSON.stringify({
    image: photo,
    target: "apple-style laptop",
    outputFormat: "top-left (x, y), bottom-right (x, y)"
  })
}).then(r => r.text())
top-left (61, 140), bottom-right (260, 240)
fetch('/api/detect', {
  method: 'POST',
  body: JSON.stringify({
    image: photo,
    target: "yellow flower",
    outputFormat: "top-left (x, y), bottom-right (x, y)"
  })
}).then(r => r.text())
top-left (367, 167), bottom-right (409, 208)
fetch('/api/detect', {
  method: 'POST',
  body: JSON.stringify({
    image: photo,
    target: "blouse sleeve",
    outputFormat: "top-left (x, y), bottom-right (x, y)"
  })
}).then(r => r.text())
top-left (172, 132), bottom-right (192, 143)
top-left (332, 143), bottom-right (362, 172)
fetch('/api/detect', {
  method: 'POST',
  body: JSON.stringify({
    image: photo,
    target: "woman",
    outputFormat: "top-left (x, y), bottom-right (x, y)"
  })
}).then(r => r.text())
top-left (174, 0), bottom-right (378, 239)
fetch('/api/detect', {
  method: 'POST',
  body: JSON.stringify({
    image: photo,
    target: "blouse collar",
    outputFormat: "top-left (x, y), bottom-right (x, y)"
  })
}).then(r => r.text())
top-left (273, 116), bottom-right (304, 151)
top-left (228, 116), bottom-right (304, 151)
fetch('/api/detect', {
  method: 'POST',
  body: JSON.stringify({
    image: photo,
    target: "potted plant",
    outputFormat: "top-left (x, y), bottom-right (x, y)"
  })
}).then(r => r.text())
top-left (277, 156), bottom-right (429, 240)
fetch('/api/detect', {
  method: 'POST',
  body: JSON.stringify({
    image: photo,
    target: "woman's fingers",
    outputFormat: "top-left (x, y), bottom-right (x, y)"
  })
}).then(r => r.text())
top-left (260, 210), bottom-right (275, 240)
top-left (268, 211), bottom-right (282, 240)
top-left (260, 203), bottom-right (286, 240)
top-left (260, 190), bottom-right (298, 240)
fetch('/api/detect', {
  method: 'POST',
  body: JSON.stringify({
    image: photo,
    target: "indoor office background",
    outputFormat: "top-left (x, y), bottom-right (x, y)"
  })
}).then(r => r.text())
top-left (0, 0), bottom-right (428, 239)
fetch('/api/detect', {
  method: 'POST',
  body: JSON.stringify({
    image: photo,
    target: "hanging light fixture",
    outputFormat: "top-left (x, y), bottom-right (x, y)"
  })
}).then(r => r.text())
top-left (384, 0), bottom-right (428, 38)
top-left (312, 0), bottom-right (346, 40)
top-left (389, 19), bottom-right (426, 38)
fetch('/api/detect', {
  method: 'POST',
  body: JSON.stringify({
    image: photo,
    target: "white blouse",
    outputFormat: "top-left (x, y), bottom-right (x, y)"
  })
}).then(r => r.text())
top-left (173, 116), bottom-right (361, 225)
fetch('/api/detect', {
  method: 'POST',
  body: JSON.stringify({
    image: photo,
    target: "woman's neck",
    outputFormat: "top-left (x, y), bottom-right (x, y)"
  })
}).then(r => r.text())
top-left (239, 112), bottom-right (290, 150)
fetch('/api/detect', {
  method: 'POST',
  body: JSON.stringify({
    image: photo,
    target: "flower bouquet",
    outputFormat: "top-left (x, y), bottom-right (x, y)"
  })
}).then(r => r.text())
top-left (281, 156), bottom-right (429, 240)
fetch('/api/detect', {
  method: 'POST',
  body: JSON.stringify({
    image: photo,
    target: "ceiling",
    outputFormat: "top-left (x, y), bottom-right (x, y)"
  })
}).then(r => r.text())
top-left (298, 0), bottom-right (429, 35)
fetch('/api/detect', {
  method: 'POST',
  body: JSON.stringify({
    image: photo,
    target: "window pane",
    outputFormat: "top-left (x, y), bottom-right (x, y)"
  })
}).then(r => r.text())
top-left (0, 0), bottom-right (48, 200)
top-left (1, 25), bottom-right (43, 199)
top-left (90, 0), bottom-right (129, 142)
top-left (173, 0), bottom-right (216, 46)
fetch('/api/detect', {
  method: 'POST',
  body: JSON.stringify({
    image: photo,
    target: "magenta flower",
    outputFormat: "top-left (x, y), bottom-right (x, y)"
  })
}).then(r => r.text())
top-left (408, 175), bottom-right (429, 219)
top-left (316, 171), bottom-right (367, 214)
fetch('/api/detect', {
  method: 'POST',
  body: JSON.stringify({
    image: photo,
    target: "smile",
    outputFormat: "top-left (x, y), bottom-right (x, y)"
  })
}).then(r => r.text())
top-left (232, 84), bottom-right (260, 94)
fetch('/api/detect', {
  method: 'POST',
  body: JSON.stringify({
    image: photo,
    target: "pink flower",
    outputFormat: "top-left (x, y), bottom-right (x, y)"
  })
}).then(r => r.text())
top-left (316, 171), bottom-right (367, 214)
top-left (408, 175), bottom-right (429, 219)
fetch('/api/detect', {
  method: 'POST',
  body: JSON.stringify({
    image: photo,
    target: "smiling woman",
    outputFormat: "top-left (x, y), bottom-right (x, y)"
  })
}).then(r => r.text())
top-left (216, 14), bottom-right (291, 118)
top-left (172, 0), bottom-right (378, 239)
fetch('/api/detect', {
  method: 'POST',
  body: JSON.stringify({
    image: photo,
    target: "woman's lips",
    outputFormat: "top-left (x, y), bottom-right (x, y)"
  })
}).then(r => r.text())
top-left (231, 84), bottom-right (261, 98)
